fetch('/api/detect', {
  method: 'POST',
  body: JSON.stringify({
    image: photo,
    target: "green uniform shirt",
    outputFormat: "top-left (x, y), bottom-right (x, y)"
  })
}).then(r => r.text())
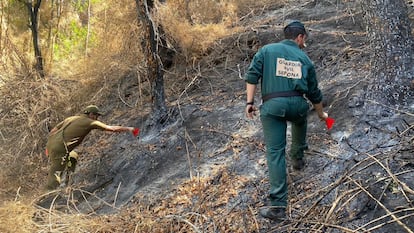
top-left (46, 114), bottom-right (107, 153)
top-left (245, 39), bottom-right (323, 104)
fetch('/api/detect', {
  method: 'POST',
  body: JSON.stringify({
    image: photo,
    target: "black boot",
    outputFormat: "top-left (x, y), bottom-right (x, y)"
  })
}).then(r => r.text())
top-left (259, 206), bottom-right (286, 221)
top-left (292, 158), bottom-right (305, 170)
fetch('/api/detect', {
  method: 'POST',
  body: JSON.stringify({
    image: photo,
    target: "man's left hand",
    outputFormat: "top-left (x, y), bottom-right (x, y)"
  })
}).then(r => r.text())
top-left (245, 105), bottom-right (258, 119)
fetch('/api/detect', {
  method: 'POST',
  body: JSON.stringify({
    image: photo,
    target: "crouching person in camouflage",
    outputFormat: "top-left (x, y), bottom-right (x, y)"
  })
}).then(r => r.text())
top-left (45, 105), bottom-right (135, 190)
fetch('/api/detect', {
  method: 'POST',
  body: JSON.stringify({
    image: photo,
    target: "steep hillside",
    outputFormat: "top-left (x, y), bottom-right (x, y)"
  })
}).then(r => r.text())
top-left (2, 0), bottom-right (413, 232)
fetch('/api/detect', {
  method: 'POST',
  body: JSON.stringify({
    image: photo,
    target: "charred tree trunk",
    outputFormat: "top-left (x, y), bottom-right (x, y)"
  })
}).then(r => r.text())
top-left (361, 0), bottom-right (413, 117)
top-left (135, 0), bottom-right (168, 128)
top-left (24, 0), bottom-right (45, 78)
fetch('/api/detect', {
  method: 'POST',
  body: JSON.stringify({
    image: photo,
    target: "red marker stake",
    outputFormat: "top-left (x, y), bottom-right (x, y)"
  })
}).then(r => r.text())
top-left (132, 128), bottom-right (140, 137)
top-left (325, 117), bottom-right (335, 130)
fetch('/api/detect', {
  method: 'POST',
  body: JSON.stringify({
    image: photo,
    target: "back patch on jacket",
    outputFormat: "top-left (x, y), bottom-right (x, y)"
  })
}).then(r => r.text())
top-left (276, 58), bottom-right (302, 79)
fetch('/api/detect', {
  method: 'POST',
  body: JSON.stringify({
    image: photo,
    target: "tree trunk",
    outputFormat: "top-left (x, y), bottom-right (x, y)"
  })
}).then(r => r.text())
top-left (25, 0), bottom-right (45, 78)
top-left (0, 0), bottom-right (4, 54)
top-left (47, 0), bottom-right (61, 71)
top-left (135, 0), bottom-right (167, 128)
top-left (361, 0), bottom-right (413, 117)
top-left (85, 0), bottom-right (91, 59)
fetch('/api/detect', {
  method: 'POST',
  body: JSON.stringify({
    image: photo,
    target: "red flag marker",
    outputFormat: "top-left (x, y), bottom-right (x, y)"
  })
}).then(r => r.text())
top-left (325, 117), bottom-right (335, 130)
top-left (132, 128), bottom-right (140, 137)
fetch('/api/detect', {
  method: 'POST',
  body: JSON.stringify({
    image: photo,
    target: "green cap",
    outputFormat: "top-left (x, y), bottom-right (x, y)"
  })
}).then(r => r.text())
top-left (284, 20), bottom-right (308, 35)
top-left (83, 105), bottom-right (103, 115)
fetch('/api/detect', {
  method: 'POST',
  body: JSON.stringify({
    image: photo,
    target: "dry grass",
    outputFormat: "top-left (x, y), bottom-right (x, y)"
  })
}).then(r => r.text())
top-left (2, 147), bottom-right (414, 233)
top-left (0, 0), bottom-right (143, 202)
top-left (0, 76), bottom-right (69, 198)
top-left (0, 0), bottom-right (254, 230)
top-left (8, 1), bottom-right (411, 233)
top-left (155, 0), bottom-right (286, 60)
top-left (0, 201), bottom-right (38, 233)
top-left (155, 0), bottom-right (238, 59)
top-left (2, 168), bottom-right (259, 233)
top-left (0, 199), bottom-right (112, 233)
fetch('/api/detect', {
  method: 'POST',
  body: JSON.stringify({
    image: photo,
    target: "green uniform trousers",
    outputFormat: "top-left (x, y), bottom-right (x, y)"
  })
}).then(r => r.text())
top-left (260, 96), bottom-right (309, 207)
top-left (46, 149), bottom-right (78, 190)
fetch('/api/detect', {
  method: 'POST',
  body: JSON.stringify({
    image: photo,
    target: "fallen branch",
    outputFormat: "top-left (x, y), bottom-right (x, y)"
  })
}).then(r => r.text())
top-left (349, 177), bottom-right (413, 233)
top-left (354, 208), bottom-right (414, 232)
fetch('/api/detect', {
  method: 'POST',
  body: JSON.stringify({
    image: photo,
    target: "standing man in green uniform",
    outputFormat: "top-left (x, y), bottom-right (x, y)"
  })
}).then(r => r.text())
top-left (45, 105), bottom-right (136, 190)
top-left (244, 21), bottom-right (328, 220)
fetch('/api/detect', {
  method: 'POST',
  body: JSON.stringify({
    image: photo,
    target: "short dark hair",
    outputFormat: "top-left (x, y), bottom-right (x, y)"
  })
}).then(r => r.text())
top-left (283, 21), bottom-right (307, 39)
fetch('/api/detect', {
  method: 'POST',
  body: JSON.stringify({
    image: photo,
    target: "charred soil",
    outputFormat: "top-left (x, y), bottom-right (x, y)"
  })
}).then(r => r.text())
top-left (31, 1), bottom-right (414, 232)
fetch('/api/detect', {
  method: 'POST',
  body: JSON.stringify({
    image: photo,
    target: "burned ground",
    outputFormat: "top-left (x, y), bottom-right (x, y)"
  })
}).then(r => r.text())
top-left (29, 1), bottom-right (414, 232)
